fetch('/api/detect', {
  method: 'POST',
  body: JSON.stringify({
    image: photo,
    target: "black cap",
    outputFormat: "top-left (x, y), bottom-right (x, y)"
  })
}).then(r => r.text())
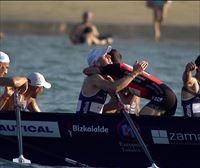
top-left (195, 55), bottom-right (200, 67)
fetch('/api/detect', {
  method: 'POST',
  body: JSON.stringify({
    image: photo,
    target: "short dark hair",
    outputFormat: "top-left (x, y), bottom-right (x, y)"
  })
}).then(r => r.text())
top-left (195, 55), bottom-right (200, 67)
top-left (108, 49), bottom-right (122, 64)
top-left (82, 11), bottom-right (92, 22)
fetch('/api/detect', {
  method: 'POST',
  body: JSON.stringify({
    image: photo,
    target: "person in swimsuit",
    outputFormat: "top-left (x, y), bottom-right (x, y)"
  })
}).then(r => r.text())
top-left (83, 27), bottom-right (113, 46)
top-left (146, 0), bottom-right (172, 41)
top-left (181, 55), bottom-right (200, 117)
top-left (70, 11), bottom-right (100, 44)
top-left (1, 72), bottom-right (51, 112)
top-left (69, 11), bottom-right (113, 45)
top-left (76, 46), bottom-right (148, 114)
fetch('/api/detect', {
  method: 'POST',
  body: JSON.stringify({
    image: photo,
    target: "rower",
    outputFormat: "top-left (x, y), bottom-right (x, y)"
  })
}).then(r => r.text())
top-left (76, 46), bottom-right (147, 114)
top-left (1, 72), bottom-right (51, 112)
top-left (181, 55), bottom-right (200, 117)
top-left (0, 51), bottom-right (27, 110)
top-left (83, 56), bottom-right (177, 116)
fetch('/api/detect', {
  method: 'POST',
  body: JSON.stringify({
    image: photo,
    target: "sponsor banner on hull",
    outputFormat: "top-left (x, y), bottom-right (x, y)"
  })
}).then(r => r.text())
top-left (151, 129), bottom-right (200, 145)
top-left (65, 124), bottom-right (110, 137)
top-left (117, 120), bottom-right (143, 153)
top-left (72, 124), bottom-right (109, 133)
top-left (0, 120), bottom-right (61, 137)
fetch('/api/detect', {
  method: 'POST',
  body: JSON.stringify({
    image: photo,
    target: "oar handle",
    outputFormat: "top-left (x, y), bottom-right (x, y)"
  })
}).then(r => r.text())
top-left (115, 93), bottom-right (159, 168)
top-left (65, 158), bottom-right (89, 167)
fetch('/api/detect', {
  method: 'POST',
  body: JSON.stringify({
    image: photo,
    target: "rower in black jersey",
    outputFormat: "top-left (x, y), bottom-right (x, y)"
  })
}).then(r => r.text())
top-left (181, 55), bottom-right (200, 117)
top-left (98, 63), bottom-right (177, 116)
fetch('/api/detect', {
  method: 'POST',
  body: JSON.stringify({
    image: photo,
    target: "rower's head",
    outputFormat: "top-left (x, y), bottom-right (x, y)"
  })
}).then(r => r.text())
top-left (27, 72), bottom-right (51, 98)
top-left (108, 49), bottom-right (122, 64)
top-left (0, 51), bottom-right (10, 77)
top-left (87, 45), bottom-right (113, 67)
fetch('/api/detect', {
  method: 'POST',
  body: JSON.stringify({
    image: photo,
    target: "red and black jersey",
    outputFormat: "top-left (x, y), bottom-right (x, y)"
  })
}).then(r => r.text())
top-left (100, 63), bottom-right (165, 99)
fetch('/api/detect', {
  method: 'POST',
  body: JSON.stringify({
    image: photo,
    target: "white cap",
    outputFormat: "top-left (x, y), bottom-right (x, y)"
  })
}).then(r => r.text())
top-left (28, 72), bottom-right (51, 89)
top-left (0, 51), bottom-right (10, 63)
top-left (87, 45), bottom-right (112, 66)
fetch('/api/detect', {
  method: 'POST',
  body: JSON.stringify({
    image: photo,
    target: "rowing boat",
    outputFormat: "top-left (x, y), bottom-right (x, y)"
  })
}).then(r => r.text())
top-left (0, 112), bottom-right (199, 167)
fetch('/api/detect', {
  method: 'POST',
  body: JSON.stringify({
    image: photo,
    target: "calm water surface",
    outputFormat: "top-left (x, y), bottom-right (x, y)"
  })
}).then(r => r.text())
top-left (0, 35), bottom-right (199, 116)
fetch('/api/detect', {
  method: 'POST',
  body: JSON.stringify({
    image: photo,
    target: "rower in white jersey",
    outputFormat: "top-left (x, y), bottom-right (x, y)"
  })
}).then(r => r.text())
top-left (76, 45), bottom-right (148, 114)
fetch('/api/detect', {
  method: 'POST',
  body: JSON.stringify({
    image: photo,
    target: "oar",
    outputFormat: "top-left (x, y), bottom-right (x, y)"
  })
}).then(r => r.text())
top-left (65, 157), bottom-right (89, 167)
top-left (115, 93), bottom-right (159, 168)
top-left (13, 91), bottom-right (31, 164)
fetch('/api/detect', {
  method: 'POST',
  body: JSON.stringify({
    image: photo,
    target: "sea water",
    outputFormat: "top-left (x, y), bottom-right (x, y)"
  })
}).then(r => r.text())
top-left (0, 33), bottom-right (199, 167)
top-left (0, 34), bottom-right (199, 116)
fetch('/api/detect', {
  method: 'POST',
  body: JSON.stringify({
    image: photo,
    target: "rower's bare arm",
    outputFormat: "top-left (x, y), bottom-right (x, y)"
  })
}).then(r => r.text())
top-left (92, 25), bottom-right (100, 37)
top-left (0, 77), bottom-right (16, 87)
top-left (103, 98), bottom-right (119, 113)
top-left (12, 76), bottom-right (27, 88)
top-left (0, 76), bottom-right (27, 87)
top-left (182, 62), bottom-right (196, 88)
top-left (91, 36), bottom-right (107, 45)
top-left (93, 61), bottom-right (148, 93)
top-left (83, 66), bottom-right (101, 76)
top-left (28, 98), bottom-right (41, 112)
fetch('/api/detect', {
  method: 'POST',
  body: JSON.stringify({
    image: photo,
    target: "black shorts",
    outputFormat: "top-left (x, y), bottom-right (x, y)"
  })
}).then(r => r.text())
top-left (146, 84), bottom-right (177, 116)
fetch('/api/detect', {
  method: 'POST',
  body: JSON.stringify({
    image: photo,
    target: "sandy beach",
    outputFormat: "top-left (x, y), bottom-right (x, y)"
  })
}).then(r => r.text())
top-left (1, 1), bottom-right (199, 26)
top-left (0, 1), bottom-right (199, 40)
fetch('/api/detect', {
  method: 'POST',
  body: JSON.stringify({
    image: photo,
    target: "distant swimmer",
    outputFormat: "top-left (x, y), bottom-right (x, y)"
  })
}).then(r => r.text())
top-left (181, 55), bottom-right (200, 117)
top-left (69, 11), bottom-right (113, 45)
top-left (83, 26), bottom-right (113, 46)
top-left (146, 0), bottom-right (172, 41)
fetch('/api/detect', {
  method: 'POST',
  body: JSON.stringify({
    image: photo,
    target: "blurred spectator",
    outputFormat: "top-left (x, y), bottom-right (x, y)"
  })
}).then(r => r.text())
top-left (146, 0), bottom-right (172, 41)
top-left (0, 32), bottom-right (5, 39)
top-left (69, 11), bottom-right (113, 45)
top-left (59, 22), bottom-right (67, 33)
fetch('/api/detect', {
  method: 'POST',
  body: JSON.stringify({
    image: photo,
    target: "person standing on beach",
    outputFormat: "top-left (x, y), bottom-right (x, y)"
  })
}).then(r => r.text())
top-left (181, 55), bottom-right (200, 117)
top-left (146, 0), bottom-right (172, 41)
